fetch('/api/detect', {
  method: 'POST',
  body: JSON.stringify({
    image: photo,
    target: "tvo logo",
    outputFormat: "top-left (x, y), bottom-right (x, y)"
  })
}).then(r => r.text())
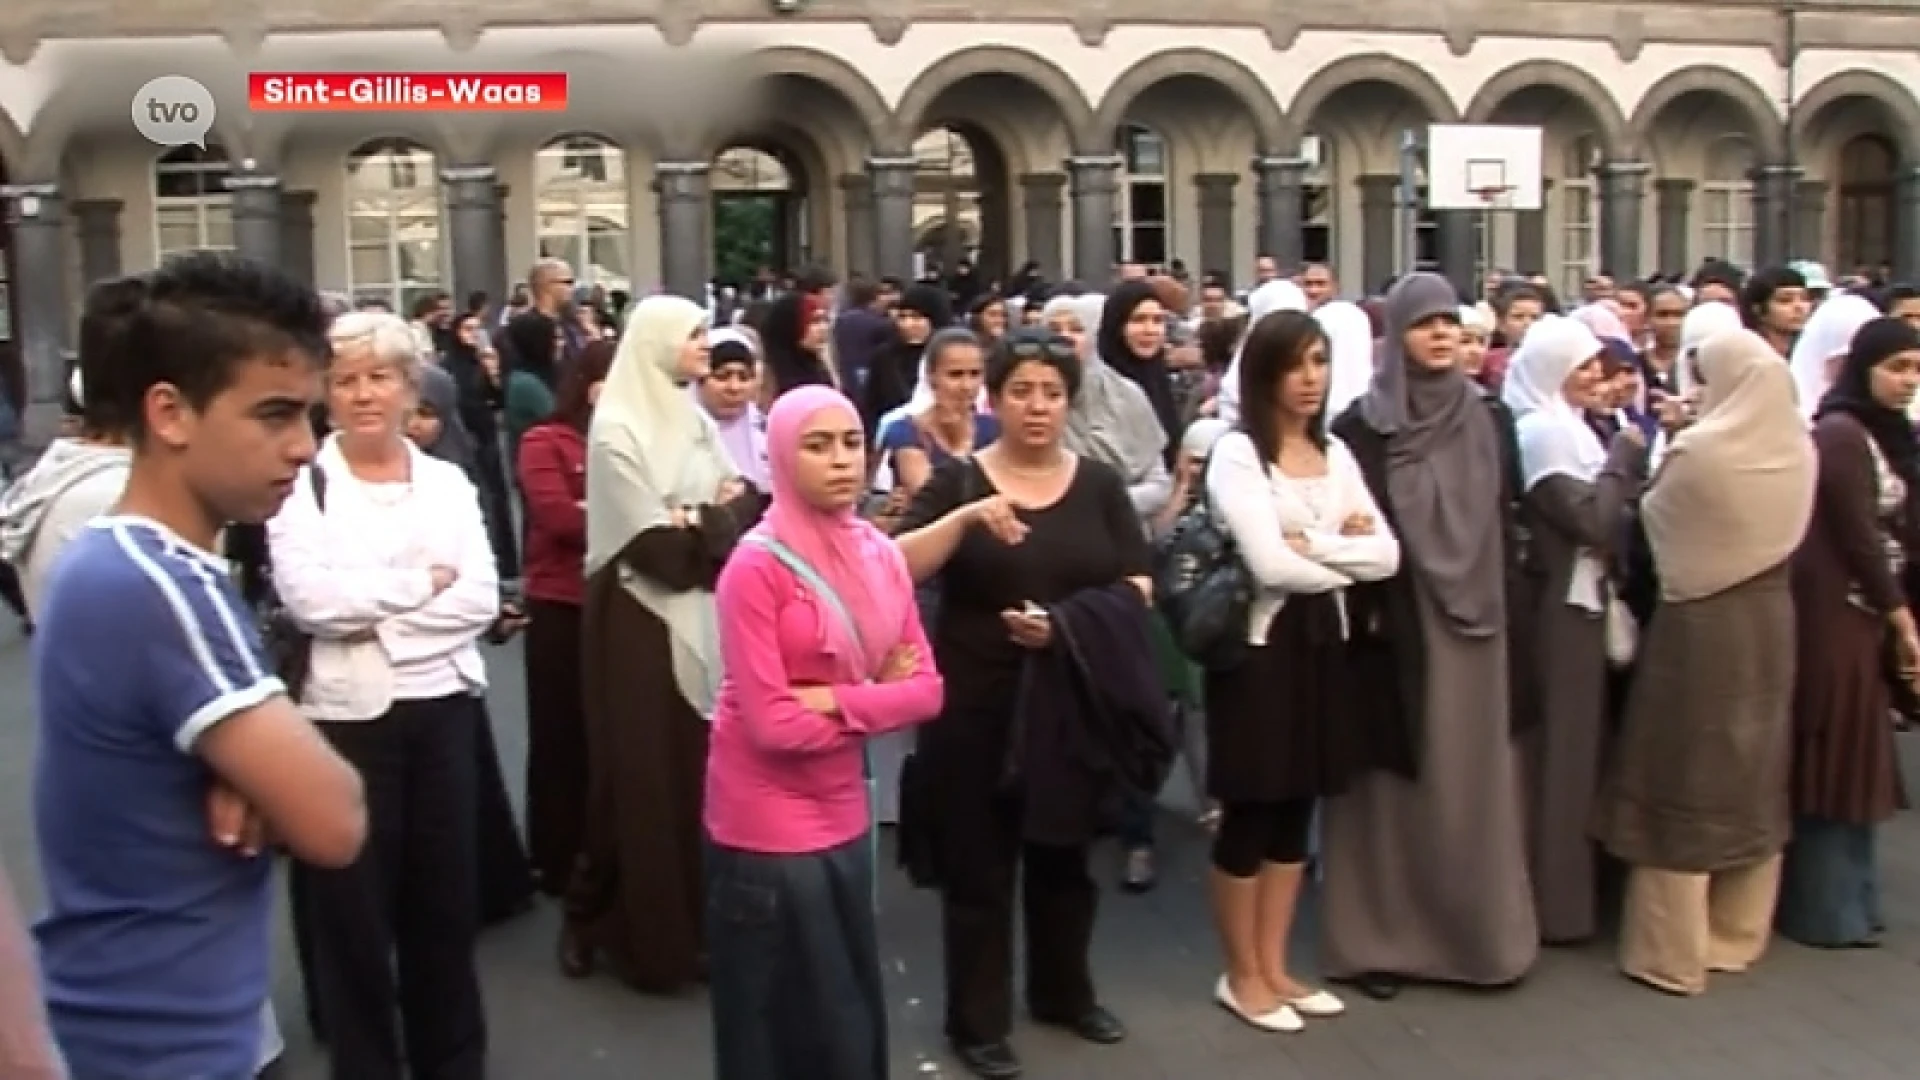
top-left (133, 75), bottom-right (217, 149)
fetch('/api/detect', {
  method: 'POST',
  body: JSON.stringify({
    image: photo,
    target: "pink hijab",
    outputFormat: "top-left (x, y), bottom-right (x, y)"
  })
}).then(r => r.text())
top-left (757, 385), bottom-right (914, 680)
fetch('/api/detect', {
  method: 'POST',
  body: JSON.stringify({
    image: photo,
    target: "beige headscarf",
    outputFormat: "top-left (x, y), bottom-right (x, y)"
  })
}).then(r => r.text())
top-left (1643, 328), bottom-right (1815, 603)
top-left (586, 294), bottom-right (738, 714)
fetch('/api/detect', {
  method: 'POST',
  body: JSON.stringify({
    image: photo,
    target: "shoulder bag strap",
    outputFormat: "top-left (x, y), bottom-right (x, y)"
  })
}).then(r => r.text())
top-left (741, 532), bottom-right (871, 673)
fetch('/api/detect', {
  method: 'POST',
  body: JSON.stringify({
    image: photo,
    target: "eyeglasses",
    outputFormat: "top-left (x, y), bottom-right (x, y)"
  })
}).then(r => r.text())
top-left (1006, 336), bottom-right (1077, 363)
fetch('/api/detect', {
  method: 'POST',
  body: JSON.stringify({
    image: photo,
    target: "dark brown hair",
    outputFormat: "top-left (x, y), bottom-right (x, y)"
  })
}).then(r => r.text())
top-left (551, 339), bottom-right (616, 430)
top-left (1236, 310), bottom-right (1331, 464)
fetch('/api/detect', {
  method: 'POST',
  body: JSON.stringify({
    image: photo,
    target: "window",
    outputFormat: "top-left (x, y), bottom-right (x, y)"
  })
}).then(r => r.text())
top-left (1558, 135), bottom-right (1597, 299)
top-left (344, 138), bottom-right (443, 313)
top-left (913, 126), bottom-right (983, 273)
top-left (535, 135), bottom-right (631, 294)
top-left (1300, 133), bottom-right (1333, 265)
top-left (153, 144), bottom-right (236, 259)
top-left (1701, 135), bottom-right (1755, 268)
top-left (1836, 134), bottom-right (1895, 272)
top-left (1113, 125), bottom-right (1168, 266)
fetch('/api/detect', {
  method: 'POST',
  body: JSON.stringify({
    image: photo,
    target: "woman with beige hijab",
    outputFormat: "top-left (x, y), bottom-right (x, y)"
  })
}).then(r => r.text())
top-left (565, 295), bottom-right (766, 992)
top-left (1593, 327), bottom-right (1817, 996)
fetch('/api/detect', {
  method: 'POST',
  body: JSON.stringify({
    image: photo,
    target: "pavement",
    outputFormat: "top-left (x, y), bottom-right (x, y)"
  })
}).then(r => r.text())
top-left (6, 623), bottom-right (1920, 1080)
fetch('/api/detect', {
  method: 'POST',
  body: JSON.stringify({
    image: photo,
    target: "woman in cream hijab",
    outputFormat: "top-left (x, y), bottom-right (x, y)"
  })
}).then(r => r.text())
top-left (567, 295), bottom-right (765, 993)
top-left (1593, 327), bottom-right (1817, 997)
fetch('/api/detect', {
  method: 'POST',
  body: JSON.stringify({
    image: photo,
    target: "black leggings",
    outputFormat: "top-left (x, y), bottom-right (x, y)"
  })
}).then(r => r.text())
top-left (1211, 799), bottom-right (1315, 878)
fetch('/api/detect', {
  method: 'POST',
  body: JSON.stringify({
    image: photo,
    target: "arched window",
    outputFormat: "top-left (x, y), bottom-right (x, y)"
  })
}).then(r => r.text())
top-left (345, 138), bottom-right (443, 312)
top-left (913, 126), bottom-right (982, 275)
top-left (1701, 135), bottom-right (1755, 267)
top-left (1836, 134), bottom-right (1896, 272)
top-left (1299, 132), bottom-right (1333, 265)
top-left (1113, 125), bottom-right (1168, 266)
top-left (535, 135), bottom-right (631, 294)
top-left (154, 144), bottom-right (235, 259)
top-left (1558, 134), bottom-right (1598, 299)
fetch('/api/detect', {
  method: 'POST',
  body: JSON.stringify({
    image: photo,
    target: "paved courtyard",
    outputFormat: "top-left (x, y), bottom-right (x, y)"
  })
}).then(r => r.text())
top-left (6, 623), bottom-right (1920, 1079)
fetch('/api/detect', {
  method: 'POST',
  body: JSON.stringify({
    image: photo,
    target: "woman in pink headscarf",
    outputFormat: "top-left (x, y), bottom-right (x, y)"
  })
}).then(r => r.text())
top-left (703, 385), bottom-right (945, 1080)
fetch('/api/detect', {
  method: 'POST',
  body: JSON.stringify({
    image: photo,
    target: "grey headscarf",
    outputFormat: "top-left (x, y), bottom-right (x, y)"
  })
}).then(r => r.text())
top-left (1358, 272), bottom-right (1505, 637)
top-left (414, 363), bottom-right (478, 476)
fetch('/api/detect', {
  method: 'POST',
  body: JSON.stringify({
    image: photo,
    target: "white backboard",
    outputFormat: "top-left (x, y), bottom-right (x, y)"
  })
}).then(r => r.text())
top-left (1426, 124), bottom-right (1544, 211)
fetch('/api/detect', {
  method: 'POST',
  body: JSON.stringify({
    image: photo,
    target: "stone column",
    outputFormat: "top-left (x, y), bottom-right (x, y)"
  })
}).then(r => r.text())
top-left (838, 173), bottom-right (874, 276)
top-left (71, 199), bottom-right (123, 285)
top-left (1193, 173), bottom-right (1238, 276)
top-left (442, 165), bottom-right (506, 310)
top-left (1067, 154), bottom-right (1120, 282)
top-left (2, 184), bottom-right (70, 446)
top-left (1356, 174), bottom-right (1399, 294)
top-left (1433, 212), bottom-right (1477, 299)
top-left (1515, 179), bottom-right (1551, 275)
top-left (1897, 167), bottom-right (1920, 284)
top-left (1748, 163), bottom-right (1800, 269)
top-left (225, 171), bottom-right (283, 271)
top-left (1596, 160), bottom-right (1649, 281)
top-left (1793, 180), bottom-right (1827, 263)
top-left (867, 155), bottom-right (917, 284)
top-left (653, 161), bottom-right (711, 301)
top-left (1019, 172), bottom-right (1066, 282)
top-left (1254, 156), bottom-right (1308, 272)
top-left (1654, 178), bottom-right (1693, 276)
top-left (280, 191), bottom-right (317, 286)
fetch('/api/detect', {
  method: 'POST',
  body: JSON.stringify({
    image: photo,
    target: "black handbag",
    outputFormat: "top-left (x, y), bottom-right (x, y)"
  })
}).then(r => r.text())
top-left (260, 466), bottom-right (327, 701)
top-left (1152, 458), bottom-right (1252, 670)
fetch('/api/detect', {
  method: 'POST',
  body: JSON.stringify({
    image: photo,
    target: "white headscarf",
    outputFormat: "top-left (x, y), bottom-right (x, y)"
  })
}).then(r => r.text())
top-left (586, 295), bottom-right (736, 715)
top-left (1501, 315), bottom-right (1608, 491)
top-left (1676, 301), bottom-right (1744, 396)
top-left (1788, 292), bottom-right (1878, 419)
top-left (1314, 300), bottom-right (1376, 420)
top-left (1218, 280), bottom-right (1309, 425)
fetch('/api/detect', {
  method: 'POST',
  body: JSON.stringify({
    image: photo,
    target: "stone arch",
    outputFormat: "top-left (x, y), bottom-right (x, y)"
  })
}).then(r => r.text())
top-left (1283, 53), bottom-right (1461, 149)
top-left (1464, 59), bottom-right (1631, 159)
top-left (1791, 68), bottom-right (1920, 164)
top-left (1093, 48), bottom-right (1288, 154)
top-left (1630, 65), bottom-right (1785, 161)
top-left (743, 47), bottom-right (892, 150)
top-left (892, 45), bottom-right (1098, 154)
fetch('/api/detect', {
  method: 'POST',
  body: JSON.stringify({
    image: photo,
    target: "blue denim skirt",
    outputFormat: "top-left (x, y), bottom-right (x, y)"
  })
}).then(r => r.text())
top-left (706, 834), bottom-right (887, 1080)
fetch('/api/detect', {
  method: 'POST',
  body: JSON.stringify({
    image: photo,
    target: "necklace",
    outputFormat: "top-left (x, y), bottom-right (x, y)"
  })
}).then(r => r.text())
top-left (998, 453), bottom-right (1069, 477)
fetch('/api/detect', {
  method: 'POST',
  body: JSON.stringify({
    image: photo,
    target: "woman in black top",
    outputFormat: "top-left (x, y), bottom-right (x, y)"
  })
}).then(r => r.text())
top-left (897, 330), bottom-right (1155, 1080)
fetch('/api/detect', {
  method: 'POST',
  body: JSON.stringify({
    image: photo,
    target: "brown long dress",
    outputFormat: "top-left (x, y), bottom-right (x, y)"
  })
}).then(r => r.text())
top-left (564, 493), bottom-right (760, 993)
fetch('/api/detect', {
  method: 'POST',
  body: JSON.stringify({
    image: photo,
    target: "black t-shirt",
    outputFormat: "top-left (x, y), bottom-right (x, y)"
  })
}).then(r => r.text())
top-left (899, 455), bottom-right (1150, 710)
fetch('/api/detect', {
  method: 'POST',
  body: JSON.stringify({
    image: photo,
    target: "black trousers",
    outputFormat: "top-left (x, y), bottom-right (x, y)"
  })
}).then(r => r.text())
top-left (939, 795), bottom-right (1097, 1045)
top-left (472, 431), bottom-right (520, 580)
top-left (298, 695), bottom-right (488, 1080)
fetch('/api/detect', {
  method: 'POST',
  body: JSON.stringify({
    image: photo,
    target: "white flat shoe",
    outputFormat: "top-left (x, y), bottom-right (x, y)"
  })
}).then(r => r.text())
top-left (1214, 976), bottom-right (1303, 1033)
top-left (1288, 988), bottom-right (1346, 1017)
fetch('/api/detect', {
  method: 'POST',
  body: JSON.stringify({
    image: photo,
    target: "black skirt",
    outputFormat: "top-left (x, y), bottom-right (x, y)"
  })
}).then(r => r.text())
top-left (1204, 592), bottom-right (1365, 803)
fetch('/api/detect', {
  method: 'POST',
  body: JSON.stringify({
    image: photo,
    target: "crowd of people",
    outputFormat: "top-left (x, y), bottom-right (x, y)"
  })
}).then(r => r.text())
top-left (1, 241), bottom-right (1918, 1080)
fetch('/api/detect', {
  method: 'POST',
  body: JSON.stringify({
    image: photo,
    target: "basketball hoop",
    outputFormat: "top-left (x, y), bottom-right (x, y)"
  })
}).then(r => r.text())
top-left (1471, 186), bottom-right (1515, 212)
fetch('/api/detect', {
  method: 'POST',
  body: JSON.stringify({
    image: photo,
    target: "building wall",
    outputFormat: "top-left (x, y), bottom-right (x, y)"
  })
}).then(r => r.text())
top-left (4, 18), bottom-right (1920, 305)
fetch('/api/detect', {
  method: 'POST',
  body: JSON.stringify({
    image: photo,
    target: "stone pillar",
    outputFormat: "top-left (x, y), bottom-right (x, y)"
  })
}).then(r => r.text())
top-left (1749, 164), bottom-right (1799, 269)
top-left (1067, 154), bottom-right (1120, 282)
top-left (1193, 173), bottom-right (1237, 276)
top-left (838, 173), bottom-right (874, 276)
top-left (280, 191), bottom-right (317, 286)
top-left (225, 172), bottom-right (283, 271)
top-left (867, 155), bottom-right (917, 284)
top-left (1793, 180), bottom-right (1827, 263)
top-left (1897, 167), bottom-right (1920, 284)
top-left (1596, 160), bottom-right (1649, 281)
top-left (653, 161), bottom-right (711, 301)
top-left (1433, 212), bottom-right (1477, 299)
top-left (1019, 172), bottom-right (1066, 282)
top-left (2, 184), bottom-right (70, 446)
top-left (1254, 156), bottom-right (1308, 272)
top-left (71, 199), bottom-right (123, 285)
top-left (442, 165), bottom-right (506, 311)
top-left (1356, 174), bottom-right (1399, 294)
top-left (1515, 179), bottom-right (1551, 275)
top-left (1654, 177), bottom-right (1693, 276)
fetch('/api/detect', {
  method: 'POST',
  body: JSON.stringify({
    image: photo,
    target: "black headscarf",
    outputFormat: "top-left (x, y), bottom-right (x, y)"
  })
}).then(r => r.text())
top-left (1096, 279), bottom-right (1181, 455)
top-left (1816, 315), bottom-right (1920, 487)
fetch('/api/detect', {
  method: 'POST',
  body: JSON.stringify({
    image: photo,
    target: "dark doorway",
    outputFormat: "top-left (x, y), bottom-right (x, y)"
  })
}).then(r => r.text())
top-left (711, 146), bottom-right (807, 285)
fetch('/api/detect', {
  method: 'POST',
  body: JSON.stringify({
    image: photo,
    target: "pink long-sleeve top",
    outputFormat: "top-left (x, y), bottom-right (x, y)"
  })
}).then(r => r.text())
top-left (705, 543), bottom-right (944, 854)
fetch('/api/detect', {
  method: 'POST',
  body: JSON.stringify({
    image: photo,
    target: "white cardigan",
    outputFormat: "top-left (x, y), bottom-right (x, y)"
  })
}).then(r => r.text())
top-left (1207, 430), bottom-right (1401, 644)
top-left (266, 437), bottom-right (499, 721)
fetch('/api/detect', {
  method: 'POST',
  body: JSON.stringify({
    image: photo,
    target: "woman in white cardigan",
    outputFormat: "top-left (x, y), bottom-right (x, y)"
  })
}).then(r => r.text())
top-left (268, 311), bottom-right (499, 1080)
top-left (1202, 309), bottom-right (1400, 1033)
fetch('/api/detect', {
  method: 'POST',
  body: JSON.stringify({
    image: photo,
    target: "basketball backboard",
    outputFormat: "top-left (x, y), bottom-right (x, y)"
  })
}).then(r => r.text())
top-left (1426, 124), bottom-right (1544, 211)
